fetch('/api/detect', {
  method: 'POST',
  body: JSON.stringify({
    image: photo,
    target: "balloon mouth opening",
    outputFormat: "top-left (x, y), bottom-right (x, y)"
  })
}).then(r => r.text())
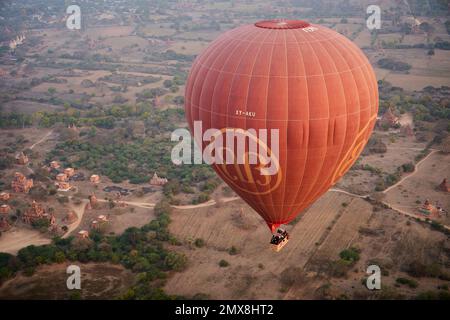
top-left (255, 19), bottom-right (311, 29)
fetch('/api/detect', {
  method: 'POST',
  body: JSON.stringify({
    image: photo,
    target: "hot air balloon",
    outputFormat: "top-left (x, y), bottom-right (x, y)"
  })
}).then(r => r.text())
top-left (184, 19), bottom-right (379, 246)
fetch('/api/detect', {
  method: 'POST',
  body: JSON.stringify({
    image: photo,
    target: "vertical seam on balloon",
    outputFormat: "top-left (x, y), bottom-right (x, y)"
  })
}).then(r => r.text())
top-left (296, 30), bottom-right (335, 210)
top-left (264, 30), bottom-right (278, 227)
top-left (293, 28), bottom-right (330, 210)
top-left (278, 30), bottom-right (289, 225)
top-left (212, 27), bottom-right (270, 222)
top-left (221, 28), bottom-right (268, 219)
top-left (359, 57), bottom-right (378, 149)
top-left (337, 40), bottom-right (364, 179)
top-left (303, 37), bottom-right (351, 205)
top-left (288, 28), bottom-right (310, 221)
top-left (208, 25), bottom-right (255, 137)
top-left (326, 38), bottom-right (362, 186)
top-left (342, 40), bottom-right (364, 160)
top-left (358, 58), bottom-right (377, 129)
top-left (239, 28), bottom-right (275, 223)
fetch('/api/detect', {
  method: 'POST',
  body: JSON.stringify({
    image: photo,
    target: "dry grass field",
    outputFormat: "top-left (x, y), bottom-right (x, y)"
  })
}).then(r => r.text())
top-left (384, 151), bottom-right (450, 225)
top-left (164, 192), bottom-right (367, 299)
top-left (0, 263), bottom-right (134, 299)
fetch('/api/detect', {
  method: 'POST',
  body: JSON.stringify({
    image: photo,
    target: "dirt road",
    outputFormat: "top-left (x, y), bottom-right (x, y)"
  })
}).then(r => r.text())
top-left (330, 149), bottom-right (450, 231)
top-left (96, 196), bottom-right (240, 210)
top-left (62, 199), bottom-right (89, 238)
top-left (29, 130), bottom-right (53, 150)
top-left (383, 149), bottom-right (438, 194)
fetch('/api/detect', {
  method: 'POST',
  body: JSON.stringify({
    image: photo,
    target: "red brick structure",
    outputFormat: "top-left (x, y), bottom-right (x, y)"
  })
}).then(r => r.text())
top-left (50, 161), bottom-right (60, 169)
top-left (150, 172), bottom-right (168, 186)
top-left (63, 211), bottom-right (78, 224)
top-left (56, 173), bottom-right (68, 182)
top-left (78, 230), bottom-right (89, 239)
top-left (23, 201), bottom-right (45, 224)
top-left (64, 168), bottom-right (75, 177)
top-left (0, 204), bottom-right (11, 215)
top-left (87, 193), bottom-right (98, 210)
top-left (379, 107), bottom-right (399, 128)
top-left (11, 172), bottom-right (33, 193)
top-left (90, 174), bottom-right (100, 183)
top-left (68, 124), bottom-right (79, 132)
top-left (15, 152), bottom-right (29, 165)
top-left (91, 215), bottom-right (108, 230)
top-left (419, 199), bottom-right (434, 215)
top-left (0, 218), bottom-right (11, 232)
top-left (0, 192), bottom-right (10, 201)
top-left (56, 181), bottom-right (72, 191)
top-left (438, 179), bottom-right (450, 193)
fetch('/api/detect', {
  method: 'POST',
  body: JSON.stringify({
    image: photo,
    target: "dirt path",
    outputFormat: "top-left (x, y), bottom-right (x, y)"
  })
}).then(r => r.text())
top-left (29, 130), bottom-right (53, 150)
top-left (329, 190), bottom-right (450, 231)
top-left (383, 149), bottom-right (439, 194)
top-left (330, 149), bottom-right (450, 231)
top-left (25, 129), bottom-right (54, 175)
top-left (96, 196), bottom-right (240, 210)
top-left (62, 199), bottom-right (89, 238)
top-left (172, 197), bottom-right (240, 210)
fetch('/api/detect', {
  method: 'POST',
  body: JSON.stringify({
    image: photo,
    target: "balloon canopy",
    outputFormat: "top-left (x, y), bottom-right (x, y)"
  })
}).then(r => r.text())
top-left (184, 19), bottom-right (379, 233)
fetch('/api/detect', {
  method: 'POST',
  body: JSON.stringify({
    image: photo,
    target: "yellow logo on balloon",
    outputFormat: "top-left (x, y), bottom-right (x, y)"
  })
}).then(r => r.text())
top-left (212, 128), bottom-right (283, 196)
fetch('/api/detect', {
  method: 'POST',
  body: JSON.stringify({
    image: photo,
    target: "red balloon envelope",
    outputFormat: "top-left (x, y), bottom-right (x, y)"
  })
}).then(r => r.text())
top-left (184, 20), bottom-right (379, 233)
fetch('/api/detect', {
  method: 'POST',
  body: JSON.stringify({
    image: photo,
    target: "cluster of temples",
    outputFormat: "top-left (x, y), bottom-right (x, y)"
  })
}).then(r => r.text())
top-left (53, 167), bottom-right (76, 191)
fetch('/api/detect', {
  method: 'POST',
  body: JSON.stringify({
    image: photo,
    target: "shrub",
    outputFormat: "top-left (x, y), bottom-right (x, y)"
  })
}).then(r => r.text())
top-left (401, 162), bottom-right (415, 173)
top-left (164, 252), bottom-right (187, 271)
top-left (339, 247), bottom-right (360, 263)
top-left (416, 291), bottom-right (450, 300)
top-left (219, 259), bottom-right (229, 267)
top-left (396, 277), bottom-right (418, 288)
top-left (194, 238), bottom-right (205, 248)
top-left (228, 246), bottom-right (238, 255)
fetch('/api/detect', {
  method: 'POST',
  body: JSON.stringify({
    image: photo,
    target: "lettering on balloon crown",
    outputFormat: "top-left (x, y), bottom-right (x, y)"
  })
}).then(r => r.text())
top-left (302, 26), bottom-right (318, 33)
top-left (171, 121), bottom-right (280, 177)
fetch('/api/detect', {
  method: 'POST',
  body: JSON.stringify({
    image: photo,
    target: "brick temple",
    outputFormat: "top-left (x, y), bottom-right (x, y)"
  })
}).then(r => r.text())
top-left (11, 172), bottom-right (33, 193)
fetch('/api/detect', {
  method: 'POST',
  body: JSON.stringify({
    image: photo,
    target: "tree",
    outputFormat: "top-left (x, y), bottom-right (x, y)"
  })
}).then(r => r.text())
top-left (154, 199), bottom-right (172, 217)
top-left (164, 252), bottom-right (187, 271)
top-left (163, 80), bottom-right (173, 88)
